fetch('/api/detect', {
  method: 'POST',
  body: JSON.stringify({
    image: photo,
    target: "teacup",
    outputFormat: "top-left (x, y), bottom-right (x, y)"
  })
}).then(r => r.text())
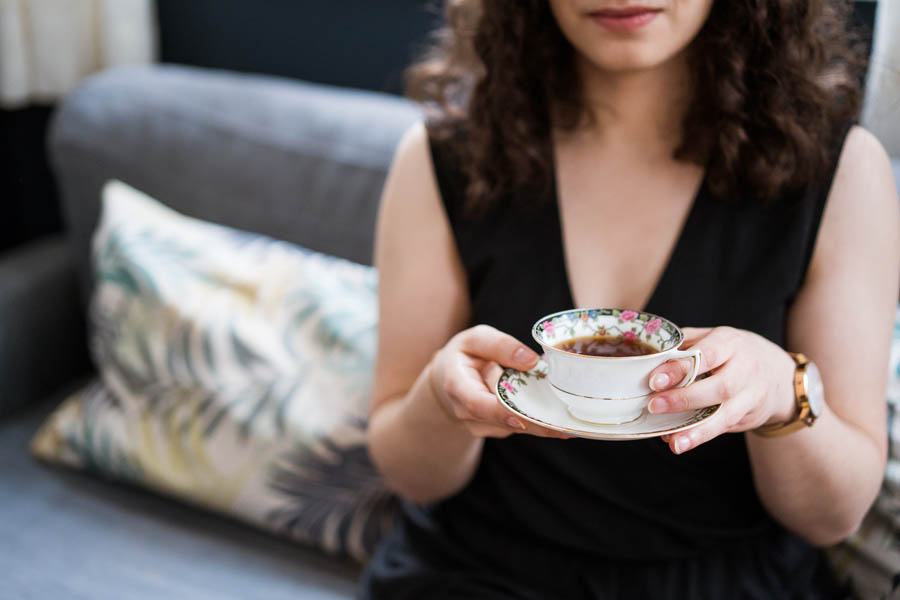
top-left (531, 308), bottom-right (702, 425)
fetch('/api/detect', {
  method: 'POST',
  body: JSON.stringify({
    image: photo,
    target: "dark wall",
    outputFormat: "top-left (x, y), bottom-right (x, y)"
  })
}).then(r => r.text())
top-left (1, 107), bottom-right (61, 251)
top-left (853, 2), bottom-right (878, 70)
top-left (156, 0), bottom-right (438, 94)
top-left (0, 2), bottom-right (880, 253)
top-left (156, 0), bottom-right (877, 94)
top-left (0, 2), bottom-right (438, 252)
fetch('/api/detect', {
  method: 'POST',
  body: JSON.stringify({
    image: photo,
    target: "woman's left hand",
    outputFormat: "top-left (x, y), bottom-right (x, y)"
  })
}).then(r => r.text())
top-left (647, 326), bottom-right (799, 455)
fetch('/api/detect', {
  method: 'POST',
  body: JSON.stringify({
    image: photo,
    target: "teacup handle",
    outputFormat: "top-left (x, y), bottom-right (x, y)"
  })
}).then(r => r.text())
top-left (666, 348), bottom-right (703, 388)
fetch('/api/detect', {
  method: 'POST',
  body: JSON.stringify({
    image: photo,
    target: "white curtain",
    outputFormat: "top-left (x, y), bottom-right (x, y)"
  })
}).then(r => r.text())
top-left (864, 0), bottom-right (900, 157)
top-left (0, 0), bottom-right (157, 108)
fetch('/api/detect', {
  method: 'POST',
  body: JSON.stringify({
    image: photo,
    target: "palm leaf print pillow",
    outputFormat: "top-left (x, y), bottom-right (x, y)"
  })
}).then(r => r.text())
top-left (31, 181), bottom-right (398, 562)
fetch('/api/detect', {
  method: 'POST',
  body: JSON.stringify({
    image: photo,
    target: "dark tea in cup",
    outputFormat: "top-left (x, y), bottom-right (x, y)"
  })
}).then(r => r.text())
top-left (554, 335), bottom-right (657, 357)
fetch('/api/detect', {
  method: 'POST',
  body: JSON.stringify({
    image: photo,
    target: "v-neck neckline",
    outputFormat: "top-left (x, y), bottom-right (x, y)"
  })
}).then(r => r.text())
top-left (549, 154), bottom-right (708, 314)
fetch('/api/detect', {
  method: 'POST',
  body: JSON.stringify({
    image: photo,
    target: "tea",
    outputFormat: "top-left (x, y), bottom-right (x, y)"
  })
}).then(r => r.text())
top-left (554, 335), bottom-right (657, 357)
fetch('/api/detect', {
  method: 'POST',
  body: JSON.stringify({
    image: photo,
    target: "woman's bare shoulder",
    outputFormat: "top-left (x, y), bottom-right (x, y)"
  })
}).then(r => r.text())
top-left (372, 121), bottom-right (471, 407)
top-left (795, 123), bottom-right (899, 342)
top-left (830, 125), bottom-right (897, 212)
top-left (375, 122), bottom-right (442, 243)
top-left (391, 121), bottom-right (432, 178)
top-left (816, 125), bottom-right (899, 266)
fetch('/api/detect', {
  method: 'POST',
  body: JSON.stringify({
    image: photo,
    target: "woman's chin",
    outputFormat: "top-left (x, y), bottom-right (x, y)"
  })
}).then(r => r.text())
top-left (578, 46), bottom-right (681, 75)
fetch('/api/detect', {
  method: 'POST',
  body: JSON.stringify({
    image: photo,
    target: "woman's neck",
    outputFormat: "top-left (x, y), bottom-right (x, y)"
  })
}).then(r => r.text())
top-left (567, 51), bottom-right (693, 159)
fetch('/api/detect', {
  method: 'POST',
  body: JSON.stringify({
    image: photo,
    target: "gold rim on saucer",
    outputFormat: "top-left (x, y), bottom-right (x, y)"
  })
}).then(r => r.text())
top-left (496, 361), bottom-right (719, 441)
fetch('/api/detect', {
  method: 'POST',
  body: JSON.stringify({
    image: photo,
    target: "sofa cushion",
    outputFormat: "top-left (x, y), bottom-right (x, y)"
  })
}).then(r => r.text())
top-left (2, 387), bottom-right (359, 600)
top-left (31, 181), bottom-right (397, 562)
top-left (49, 65), bottom-right (421, 301)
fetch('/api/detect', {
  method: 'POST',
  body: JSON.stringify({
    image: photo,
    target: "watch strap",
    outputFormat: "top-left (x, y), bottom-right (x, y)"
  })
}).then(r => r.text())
top-left (752, 352), bottom-right (812, 438)
top-left (753, 416), bottom-right (808, 437)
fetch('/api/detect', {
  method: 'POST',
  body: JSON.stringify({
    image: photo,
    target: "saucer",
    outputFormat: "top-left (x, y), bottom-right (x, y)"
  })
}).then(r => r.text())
top-left (495, 360), bottom-right (718, 441)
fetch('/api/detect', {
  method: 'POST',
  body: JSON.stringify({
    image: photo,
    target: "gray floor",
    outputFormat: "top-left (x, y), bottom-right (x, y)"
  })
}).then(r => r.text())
top-left (0, 383), bottom-right (360, 600)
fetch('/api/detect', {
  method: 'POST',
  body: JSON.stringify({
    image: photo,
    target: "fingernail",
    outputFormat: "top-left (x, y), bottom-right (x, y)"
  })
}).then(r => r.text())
top-left (513, 347), bottom-right (538, 365)
top-left (649, 397), bottom-right (669, 414)
top-left (674, 436), bottom-right (690, 454)
top-left (506, 417), bottom-right (527, 430)
top-left (650, 373), bottom-right (670, 391)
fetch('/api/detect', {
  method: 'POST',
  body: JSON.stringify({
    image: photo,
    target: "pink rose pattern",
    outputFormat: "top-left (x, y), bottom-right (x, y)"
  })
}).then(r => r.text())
top-left (535, 309), bottom-right (676, 351)
top-left (497, 363), bottom-right (549, 402)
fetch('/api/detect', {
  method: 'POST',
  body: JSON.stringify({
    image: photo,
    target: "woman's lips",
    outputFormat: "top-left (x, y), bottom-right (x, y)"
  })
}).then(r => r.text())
top-left (589, 7), bottom-right (662, 32)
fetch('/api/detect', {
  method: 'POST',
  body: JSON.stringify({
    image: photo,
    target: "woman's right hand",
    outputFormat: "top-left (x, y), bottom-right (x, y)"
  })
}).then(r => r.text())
top-left (426, 324), bottom-right (571, 439)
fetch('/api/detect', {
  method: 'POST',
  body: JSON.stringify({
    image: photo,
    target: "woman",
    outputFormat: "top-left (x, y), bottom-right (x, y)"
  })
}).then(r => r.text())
top-left (360, 0), bottom-right (900, 597)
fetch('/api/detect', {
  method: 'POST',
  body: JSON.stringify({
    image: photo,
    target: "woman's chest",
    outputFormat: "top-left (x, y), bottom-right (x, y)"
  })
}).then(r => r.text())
top-left (554, 156), bottom-right (705, 311)
top-left (458, 186), bottom-right (807, 351)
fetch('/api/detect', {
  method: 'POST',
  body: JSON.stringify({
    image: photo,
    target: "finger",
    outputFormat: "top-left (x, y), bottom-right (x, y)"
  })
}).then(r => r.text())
top-left (648, 358), bottom-right (694, 391)
top-left (442, 361), bottom-right (566, 439)
top-left (666, 392), bottom-right (755, 454)
top-left (457, 325), bottom-right (539, 370)
top-left (648, 374), bottom-right (720, 414)
top-left (691, 326), bottom-right (743, 372)
top-left (478, 364), bottom-right (563, 437)
top-left (680, 327), bottom-right (712, 347)
top-left (522, 422), bottom-right (573, 439)
top-left (441, 363), bottom-right (521, 427)
top-left (680, 326), bottom-right (741, 375)
top-left (475, 389), bottom-right (528, 430)
top-left (489, 401), bottom-right (572, 439)
top-left (441, 343), bottom-right (567, 438)
top-left (480, 362), bottom-right (504, 389)
top-left (467, 423), bottom-right (515, 438)
top-left (649, 328), bottom-right (723, 391)
top-left (465, 376), bottom-right (571, 439)
top-left (648, 361), bottom-right (742, 414)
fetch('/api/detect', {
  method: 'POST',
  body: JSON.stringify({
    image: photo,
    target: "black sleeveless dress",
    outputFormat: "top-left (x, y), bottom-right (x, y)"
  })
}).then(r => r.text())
top-left (358, 127), bottom-right (852, 599)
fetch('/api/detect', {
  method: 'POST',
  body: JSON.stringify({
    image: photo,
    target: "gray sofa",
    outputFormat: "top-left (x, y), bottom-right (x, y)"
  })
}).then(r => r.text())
top-left (2, 64), bottom-right (899, 600)
top-left (0, 65), bottom-right (418, 599)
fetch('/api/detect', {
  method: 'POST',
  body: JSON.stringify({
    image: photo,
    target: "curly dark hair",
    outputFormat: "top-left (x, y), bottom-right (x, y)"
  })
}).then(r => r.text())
top-left (407, 0), bottom-right (865, 211)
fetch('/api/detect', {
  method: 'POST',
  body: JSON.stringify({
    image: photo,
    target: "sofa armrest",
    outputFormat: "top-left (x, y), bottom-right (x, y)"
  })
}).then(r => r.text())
top-left (0, 235), bottom-right (91, 417)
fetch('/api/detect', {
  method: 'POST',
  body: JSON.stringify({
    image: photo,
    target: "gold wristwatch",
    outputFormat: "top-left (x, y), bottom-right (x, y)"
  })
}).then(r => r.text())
top-left (754, 352), bottom-right (824, 437)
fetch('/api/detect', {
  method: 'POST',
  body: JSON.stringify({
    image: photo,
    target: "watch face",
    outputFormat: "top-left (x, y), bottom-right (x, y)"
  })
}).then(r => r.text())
top-left (804, 362), bottom-right (825, 417)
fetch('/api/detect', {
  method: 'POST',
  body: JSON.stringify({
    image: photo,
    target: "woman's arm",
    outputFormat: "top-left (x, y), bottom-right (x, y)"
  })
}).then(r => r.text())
top-left (368, 123), bottom-right (564, 505)
top-left (746, 126), bottom-right (897, 545)
top-left (647, 126), bottom-right (899, 546)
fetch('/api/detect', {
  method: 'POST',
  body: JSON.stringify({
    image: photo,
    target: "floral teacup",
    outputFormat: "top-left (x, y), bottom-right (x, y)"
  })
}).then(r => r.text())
top-left (531, 308), bottom-right (702, 424)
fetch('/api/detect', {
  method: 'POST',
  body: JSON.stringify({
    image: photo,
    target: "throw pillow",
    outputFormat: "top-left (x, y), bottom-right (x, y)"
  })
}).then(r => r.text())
top-left (31, 180), bottom-right (397, 561)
